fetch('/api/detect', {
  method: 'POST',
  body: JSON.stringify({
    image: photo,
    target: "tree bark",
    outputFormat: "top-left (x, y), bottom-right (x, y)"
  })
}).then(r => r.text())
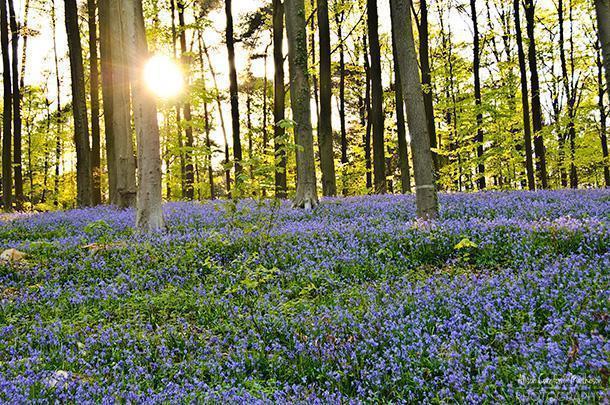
top-left (470, 0), bottom-right (485, 190)
top-left (596, 28), bottom-right (610, 187)
top-left (51, 0), bottom-right (61, 207)
top-left (597, 1), bottom-right (610, 115)
top-left (87, 0), bottom-right (102, 204)
top-left (98, 0), bottom-right (117, 204)
top-left (178, 0), bottom-right (194, 199)
top-left (65, 0), bottom-right (93, 207)
top-left (226, 0), bottom-right (242, 188)
top-left (273, 0), bottom-right (287, 198)
top-left (368, 0), bottom-right (386, 194)
top-left (103, 0), bottom-right (137, 208)
top-left (390, 0), bottom-right (438, 219)
top-left (391, 32), bottom-right (411, 193)
top-left (524, 0), bottom-right (548, 189)
top-left (513, 0), bottom-right (535, 190)
top-left (335, 4), bottom-right (348, 196)
top-left (1, 0), bottom-right (11, 210)
top-left (8, 0), bottom-right (21, 208)
top-left (363, 33), bottom-right (372, 191)
top-left (317, 0), bottom-right (337, 196)
top-left (417, 0), bottom-right (438, 171)
top-left (122, 0), bottom-right (164, 231)
top-left (285, 0), bottom-right (318, 208)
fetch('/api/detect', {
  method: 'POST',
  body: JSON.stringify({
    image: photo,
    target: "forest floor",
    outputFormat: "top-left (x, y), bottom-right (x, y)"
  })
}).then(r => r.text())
top-left (0, 190), bottom-right (608, 402)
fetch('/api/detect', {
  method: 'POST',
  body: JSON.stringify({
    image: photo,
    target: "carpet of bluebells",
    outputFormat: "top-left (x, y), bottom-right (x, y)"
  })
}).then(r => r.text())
top-left (0, 190), bottom-right (609, 403)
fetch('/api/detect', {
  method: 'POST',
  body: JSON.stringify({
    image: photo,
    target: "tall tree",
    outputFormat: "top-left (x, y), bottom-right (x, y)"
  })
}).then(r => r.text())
top-left (417, 0), bottom-right (438, 170)
top-left (87, 0), bottom-right (102, 204)
top-left (558, 0), bottom-right (578, 188)
top-left (0, 0), bottom-right (11, 210)
top-left (226, 0), bottom-right (242, 189)
top-left (390, 0), bottom-right (438, 219)
top-left (513, 0), bottom-right (535, 190)
top-left (367, 0), bottom-right (386, 193)
top-left (285, 0), bottom-right (318, 208)
top-left (524, 0), bottom-right (548, 188)
top-left (102, 0), bottom-right (137, 208)
top-left (391, 28), bottom-right (411, 193)
top-left (8, 0), bottom-right (21, 208)
top-left (597, 0), bottom-right (610, 106)
top-left (122, 0), bottom-right (164, 231)
top-left (51, 0), bottom-right (61, 206)
top-left (65, 0), bottom-right (93, 206)
top-left (98, 0), bottom-right (117, 204)
top-left (596, 36), bottom-right (610, 187)
top-left (272, 0), bottom-right (287, 198)
top-left (335, 2), bottom-right (348, 195)
top-left (317, 0), bottom-right (337, 196)
top-left (470, 0), bottom-right (485, 189)
top-left (178, 0), bottom-right (194, 199)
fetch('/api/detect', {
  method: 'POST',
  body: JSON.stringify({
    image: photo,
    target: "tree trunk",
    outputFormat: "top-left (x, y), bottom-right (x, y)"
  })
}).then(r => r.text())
top-left (317, 0), bottom-right (336, 196)
top-left (98, 0), bottom-right (117, 204)
top-left (178, 0), bottom-right (194, 199)
top-left (226, 0), bottom-right (242, 189)
top-left (524, 0), bottom-right (548, 189)
top-left (363, 33), bottom-right (372, 191)
top-left (390, 0), bottom-right (438, 219)
top-left (470, 0), bottom-right (485, 190)
top-left (273, 0), bottom-right (287, 198)
top-left (513, 0), bottom-right (535, 190)
top-left (368, 0), bottom-right (386, 194)
top-left (169, 0), bottom-right (185, 196)
top-left (123, 0), bottom-right (164, 231)
top-left (391, 33), bottom-right (411, 193)
top-left (8, 0), bottom-right (21, 208)
top-left (336, 4), bottom-right (348, 196)
top-left (1, 0), bottom-right (11, 211)
top-left (597, 1), bottom-right (610, 116)
top-left (418, 0), bottom-right (437, 171)
top-left (285, 0), bottom-right (318, 208)
top-left (103, 0), bottom-right (137, 208)
top-left (310, 0), bottom-right (319, 122)
top-left (87, 0), bottom-right (102, 204)
top-left (558, 0), bottom-right (577, 189)
top-left (51, 0), bottom-right (61, 207)
top-left (597, 33), bottom-right (610, 187)
top-left (65, 0), bottom-right (93, 207)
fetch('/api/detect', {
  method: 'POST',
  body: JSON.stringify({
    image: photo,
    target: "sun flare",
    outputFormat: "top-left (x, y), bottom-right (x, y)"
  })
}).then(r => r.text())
top-left (143, 55), bottom-right (184, 99)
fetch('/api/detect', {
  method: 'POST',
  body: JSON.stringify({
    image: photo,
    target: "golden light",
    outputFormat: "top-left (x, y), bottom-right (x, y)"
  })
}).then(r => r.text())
top-left (143, 55), bottom-right (184, 99)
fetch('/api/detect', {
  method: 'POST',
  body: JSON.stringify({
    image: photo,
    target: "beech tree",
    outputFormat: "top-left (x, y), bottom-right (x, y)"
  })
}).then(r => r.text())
top-left (368, 0), bottom-right (386, 194)
top-left (514, 0), bottom-right (535, 190)
top-left (65, 0), bottom-right (93, 206)
top-left (390, 0), bottom-right (438, 219)
top-left (226, 0), bottom-right (242, 188)
top-left (121, 0), bottom-right (164, 230)
top-left (87, 0), bottom-right (101, 204)
top-left (0, 0), bottom-right (11, 210)
top-left (285, 0), bottom-right (318, 208)
top-left (272, 0), bottom-right (287, 198)
top-left (317, 0), bottom-right (337, 197)
top-left (100, 0), bottom-right (137, 208)
top-left (524, 0), bottom-right (548, 189)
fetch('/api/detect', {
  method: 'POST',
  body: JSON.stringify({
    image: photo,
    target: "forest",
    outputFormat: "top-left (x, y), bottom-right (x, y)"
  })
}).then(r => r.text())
top-left (0, 0), bottom-right (608, 402)
top-left (0, 0), bottom-right (607, 214)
